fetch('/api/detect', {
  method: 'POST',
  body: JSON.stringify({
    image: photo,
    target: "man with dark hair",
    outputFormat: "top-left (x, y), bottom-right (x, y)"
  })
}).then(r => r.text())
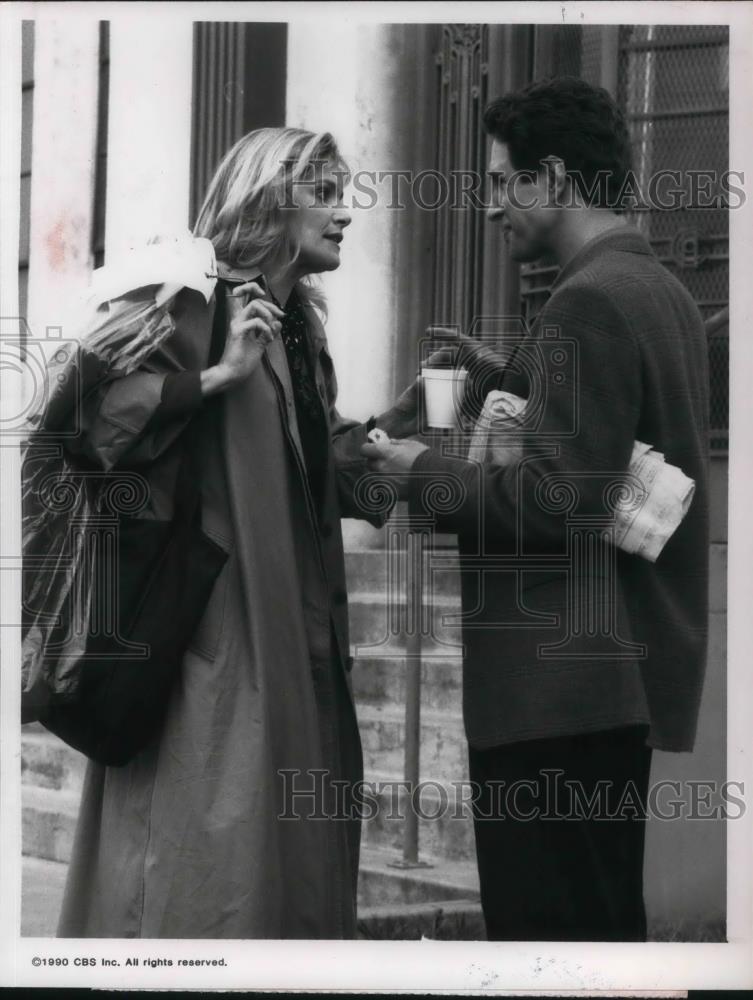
top-left (483, 75), bottom-right (634, 210)
top-left (363, 76), bottom-right (709, 942)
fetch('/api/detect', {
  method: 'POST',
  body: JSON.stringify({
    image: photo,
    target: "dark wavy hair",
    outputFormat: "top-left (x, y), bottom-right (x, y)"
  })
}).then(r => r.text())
top-left (482, 76), bottom-right (633, 208)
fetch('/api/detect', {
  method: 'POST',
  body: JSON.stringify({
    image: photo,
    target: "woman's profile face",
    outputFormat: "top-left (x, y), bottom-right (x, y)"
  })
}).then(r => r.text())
top-left (284, 161), bottom-right (352, 277)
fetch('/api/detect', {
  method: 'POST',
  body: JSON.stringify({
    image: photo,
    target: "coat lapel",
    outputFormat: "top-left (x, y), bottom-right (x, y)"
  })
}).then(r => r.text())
top-left (263, 336), bottom-right (307, 469)
top-left (300, 301), bottom-right (332, 417)
top-left (215, 261), bottom-right (307, 467)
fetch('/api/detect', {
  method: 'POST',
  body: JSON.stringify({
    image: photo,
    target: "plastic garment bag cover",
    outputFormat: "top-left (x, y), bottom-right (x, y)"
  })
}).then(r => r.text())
top-left (21, 235), bottom-right (217, 707)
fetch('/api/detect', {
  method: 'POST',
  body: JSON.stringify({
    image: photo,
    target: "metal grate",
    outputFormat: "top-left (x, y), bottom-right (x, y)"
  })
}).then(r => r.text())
top-left (519, 24), bottom-right (729, 451)
top-left (618, 24), bottom-right (729, 449)
top-left (705, 308), bottom-right (729, 451)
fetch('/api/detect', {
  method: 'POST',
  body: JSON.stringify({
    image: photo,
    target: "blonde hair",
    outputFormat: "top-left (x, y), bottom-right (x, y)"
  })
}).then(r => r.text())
top-left (194, 127), bottom-right (349, 308)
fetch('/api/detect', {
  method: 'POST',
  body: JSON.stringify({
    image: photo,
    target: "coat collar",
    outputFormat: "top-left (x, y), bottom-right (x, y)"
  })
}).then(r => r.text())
top-left (215, 260), bottom-right (330, 463)
top-left (216, 259), bottom-right (329, 352)
top-left (215, 260), bottom-right (264, 285)
top-left (551, 225), bottom-right (654, 291)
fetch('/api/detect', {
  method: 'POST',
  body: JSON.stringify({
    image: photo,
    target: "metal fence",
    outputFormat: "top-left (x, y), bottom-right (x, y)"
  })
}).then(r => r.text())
top-left (618, 24), bottom-right (729, 451)
top-left (521, 23), bottom-right (730, 451)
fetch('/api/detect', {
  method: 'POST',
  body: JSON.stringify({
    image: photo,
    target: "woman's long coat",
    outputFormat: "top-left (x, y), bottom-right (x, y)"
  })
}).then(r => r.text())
top-left (55, 264), bottom-right (381, 939)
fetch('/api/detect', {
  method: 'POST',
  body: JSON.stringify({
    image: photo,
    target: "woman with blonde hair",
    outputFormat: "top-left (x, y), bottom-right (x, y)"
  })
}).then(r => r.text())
top-left (54, 127), bottom-right (416, 939)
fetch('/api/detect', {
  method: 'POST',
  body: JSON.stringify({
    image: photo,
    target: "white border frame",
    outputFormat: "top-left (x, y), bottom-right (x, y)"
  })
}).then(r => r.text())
top-left (1, 1), bottom-right (752, 992)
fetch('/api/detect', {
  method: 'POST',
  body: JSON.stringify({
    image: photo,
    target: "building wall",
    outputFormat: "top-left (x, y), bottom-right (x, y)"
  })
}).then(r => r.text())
top-left (104, 20), bottom-right (193, 257)
top-left (643, 453), bottom-right (727, 928)
top-left (286, 22), bottom-right (428, 424)
top-left (18, 21), bottom-right (34, 320)
top-left (25, 19), bottom-right (100, 347)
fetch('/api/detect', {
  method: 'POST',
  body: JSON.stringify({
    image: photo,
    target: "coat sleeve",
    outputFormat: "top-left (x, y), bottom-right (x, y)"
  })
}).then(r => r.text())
top-left (318, 345), bottom-right (391, 527)
top-left (408, 284), bottom-right (642, 549)
top-left (66, 368), bottom-right (203, 471)
top-left (62, 293), bottom-right (211, 472)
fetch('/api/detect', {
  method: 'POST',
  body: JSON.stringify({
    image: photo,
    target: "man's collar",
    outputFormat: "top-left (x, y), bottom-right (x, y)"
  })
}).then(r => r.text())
top-left (551, 224), bottom-right (653, 291)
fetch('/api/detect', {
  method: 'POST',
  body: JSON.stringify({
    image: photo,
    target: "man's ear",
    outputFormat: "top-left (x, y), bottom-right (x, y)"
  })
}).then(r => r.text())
top-left (542, 156), bottom-right (568, 205)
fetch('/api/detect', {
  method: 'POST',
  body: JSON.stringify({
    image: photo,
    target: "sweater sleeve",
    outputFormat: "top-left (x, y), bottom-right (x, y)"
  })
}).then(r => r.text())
top-left (409, 283), bottom-right (642, 550)
top-left (317, 344), bottom-right (392, 528)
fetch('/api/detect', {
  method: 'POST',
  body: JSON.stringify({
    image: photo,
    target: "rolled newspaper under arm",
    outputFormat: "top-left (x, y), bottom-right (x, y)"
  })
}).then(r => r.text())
top-left (615, 442), bottom-right (695, 562)
top-left (469, 391), bottom-right (695, 563)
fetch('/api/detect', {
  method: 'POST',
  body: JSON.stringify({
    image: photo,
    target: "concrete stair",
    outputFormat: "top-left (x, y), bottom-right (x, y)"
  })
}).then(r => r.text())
top-left (344, 548), bottom-right (461, 594)
top-left (357, 704), bottom-right (468, 780)
top-left (21, 725), bottom-right (85, 868)
top-left (347, 592), bottom-right (464, 653)
top-left (21, 856), bottom-right (69, 937)
top-left (358, 845), bottom-right (478, 908)
top-left (22, 726), bottom-right (87, 794)
top-left (346, 542), bottom-right (477, 917)
top-left (20, 538), bottom-right (476, 937)
top-left (351, 655), bottom-right (462, 713)
top-left (358, 770), bottom-right (476, 862)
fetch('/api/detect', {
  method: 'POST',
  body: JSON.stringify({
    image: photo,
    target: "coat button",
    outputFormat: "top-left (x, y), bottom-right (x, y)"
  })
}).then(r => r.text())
top-left (333, 588), bottom-right (347, 606)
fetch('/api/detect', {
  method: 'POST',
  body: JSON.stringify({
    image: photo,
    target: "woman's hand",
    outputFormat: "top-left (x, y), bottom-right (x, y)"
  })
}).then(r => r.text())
top-left (201, 282), bottom-right (285, 396)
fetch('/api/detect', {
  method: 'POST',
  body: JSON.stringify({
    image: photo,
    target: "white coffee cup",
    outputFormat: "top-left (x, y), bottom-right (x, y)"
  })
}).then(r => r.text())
top-left (421, 367), bottom-right (468, 429)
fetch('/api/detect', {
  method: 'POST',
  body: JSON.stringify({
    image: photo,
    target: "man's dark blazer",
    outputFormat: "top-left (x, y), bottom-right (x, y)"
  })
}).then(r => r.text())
top-left (410, 226), bottom-right (709, 752)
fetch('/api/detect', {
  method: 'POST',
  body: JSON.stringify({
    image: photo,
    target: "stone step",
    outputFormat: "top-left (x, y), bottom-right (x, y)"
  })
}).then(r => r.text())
top-left (357, 899), bottom-right (485, 940)
top-left (21, 855), bottom-right (68, 937)
top-left (347, 544), bottom-right (729, 615)
top-left (357, 704), bottom-right (468, 783)
top-left (345, 549), bottom-right (461, 598)
top-left (22, 783), bottom-right (79, 865)
top-left (357, 844), bottom-right (479, 909)
top-left (358, 770), bottom-right (475, 862)
top-left (348, 592), bottom-right (465, 654)
top-left (21, 729), bottom-right (88, 795)
top-left (351, 654), bottom-right (463, 714)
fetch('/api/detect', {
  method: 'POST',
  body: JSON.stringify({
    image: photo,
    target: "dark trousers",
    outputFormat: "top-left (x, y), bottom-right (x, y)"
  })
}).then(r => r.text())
top-left (468, 725), bottom-right (652, 942)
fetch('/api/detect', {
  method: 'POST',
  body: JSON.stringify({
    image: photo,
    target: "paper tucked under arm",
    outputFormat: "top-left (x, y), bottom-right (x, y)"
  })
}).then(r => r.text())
top-left (469, 391), bottom-right (695, 563)
top-left (614, 441), bottom-right (695, 562)
top-left (467, 390), bottom-right (527, 465)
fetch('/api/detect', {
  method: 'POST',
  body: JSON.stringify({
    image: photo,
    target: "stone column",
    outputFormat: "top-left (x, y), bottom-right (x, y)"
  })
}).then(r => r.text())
top-left (105, 18), bottom-right (194, 256)
top-left (286, 23), bottom-right (436, 423)
top-left (287, 25), bottom-right (437, 546)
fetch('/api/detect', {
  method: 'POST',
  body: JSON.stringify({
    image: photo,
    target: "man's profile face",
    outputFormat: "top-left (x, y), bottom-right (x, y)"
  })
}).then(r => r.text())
top-left (487, 139), bottom-right (558, 263)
